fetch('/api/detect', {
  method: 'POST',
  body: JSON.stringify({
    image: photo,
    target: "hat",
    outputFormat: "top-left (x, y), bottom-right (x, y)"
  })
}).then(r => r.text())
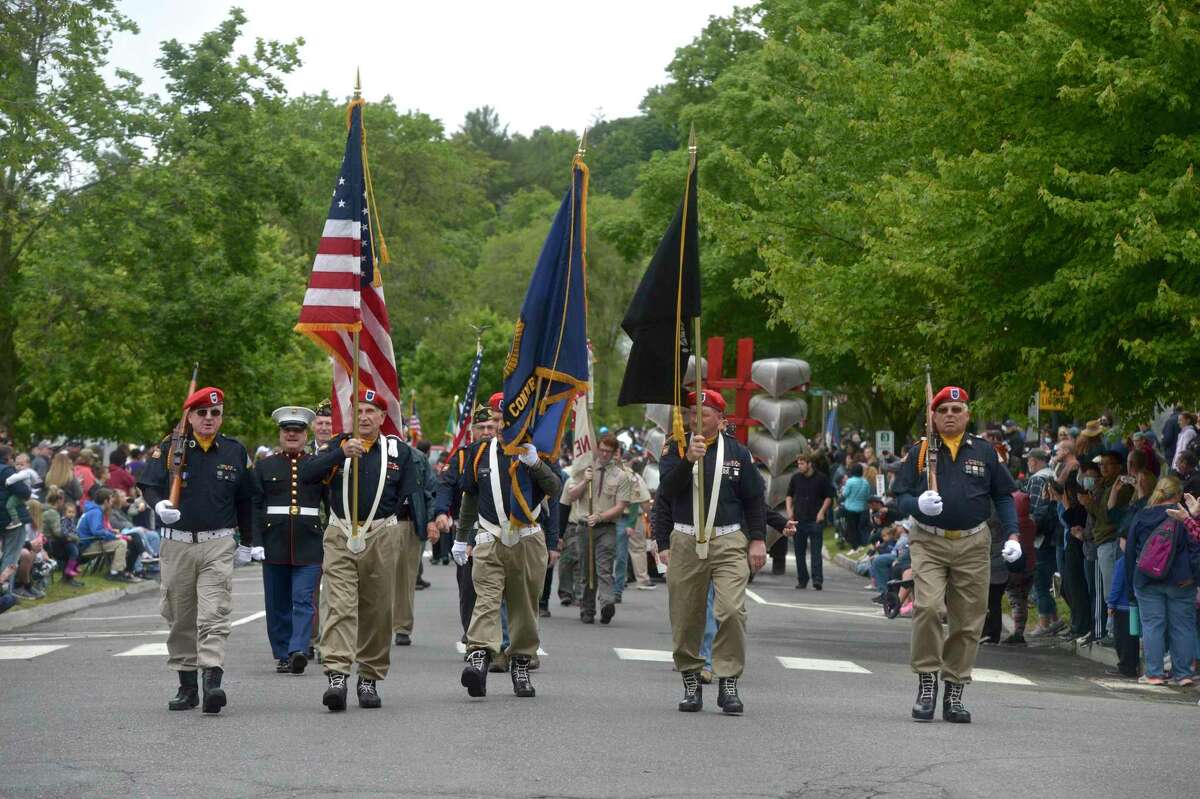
top-left (357, 388), bottom-right (387, 411)
top-left (271, 406), bottom-right (315, 429)
top-left (685, 389), bottom-right (726, 413)
top-left (36, 440), bottom-right (51, 449)
top-left (488, 392), bottom-right (504, 411)
top-left (1078, 419), bottom-right (1104, 438)
top-left (184, 387), bottom-right (224, 411)
top-left (472, 404), bottom-right (493, 424)
top-left (314, 399), bottom-right (332, 417)
top-left (1027, 448), bottom-right (1050, 462)
top-left (930, 386), bottom-right (969, 409)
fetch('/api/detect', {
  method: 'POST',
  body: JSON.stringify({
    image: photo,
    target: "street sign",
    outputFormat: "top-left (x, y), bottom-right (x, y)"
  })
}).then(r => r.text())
top-left (875, 429), bottom-right (894, 456)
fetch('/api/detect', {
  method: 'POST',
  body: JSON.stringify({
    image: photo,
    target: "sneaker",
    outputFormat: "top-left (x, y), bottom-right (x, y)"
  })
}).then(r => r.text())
top-left (635, 583), bottom-right (655, 591)
top-left (106, 572), bottom-right (133, 583)
top-left (1137, 675), bottom-right (1167, 686)
top-left (538, 606), bottom-right (552, 618)
top-left (11, 585), bottom-right (38, 600)
top-left (1001, 633), bottom-right (1026, 646)
top-left (275, 657), bottom-right (291, 673)
top-left (813, 583), bottom-right (822, 591)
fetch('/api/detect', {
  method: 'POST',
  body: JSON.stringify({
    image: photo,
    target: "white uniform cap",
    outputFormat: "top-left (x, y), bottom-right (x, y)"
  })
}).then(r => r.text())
top-left (271, 406), bottom-right (316, 428)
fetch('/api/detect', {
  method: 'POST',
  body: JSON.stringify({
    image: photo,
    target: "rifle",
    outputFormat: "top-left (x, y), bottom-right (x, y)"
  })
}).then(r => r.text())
top-left (168, 363), bottom-right (200, 506)
top-left (924, 365), bottom-right (938, 493)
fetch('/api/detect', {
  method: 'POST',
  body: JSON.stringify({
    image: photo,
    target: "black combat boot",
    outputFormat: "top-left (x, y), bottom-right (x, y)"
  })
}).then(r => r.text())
top-left (288, 650), bottom-right (307, 674)
top-left (912, 672), bottom-right (938, 722)
top-left (168, 670), bottom-right (199, 711)
top-left (201, 667), bottom-right (226, 714)
top-left (323, 672), bottom-right (349, 711)
top-left (942, 680), bottom-right (971, 723)
top-left (510, 656), bottom-right (536, 698)
top-left (357, 677), bottom-right (381, 709)
top-left (678, 671), bottom-right (703, 712)
top-left (716, 677), bottom-right (743, 715)
top-left (599, 603), bottom-right (615, 625)
top-left (461, 649), bottom-right (490, 697)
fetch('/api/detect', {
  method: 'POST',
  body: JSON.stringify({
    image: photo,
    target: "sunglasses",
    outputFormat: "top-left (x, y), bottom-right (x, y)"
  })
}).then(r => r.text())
top-left (192, 408), bottom-right (222, 418)
top-left (935, 405), bottom-right (967, 415)
top-left (280, 424), bottom-right (306, 432)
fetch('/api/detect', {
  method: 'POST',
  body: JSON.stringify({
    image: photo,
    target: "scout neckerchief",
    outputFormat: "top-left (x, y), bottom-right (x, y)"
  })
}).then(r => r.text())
top-left (488, 440), bottom-right (540, 545)
top-left (339, 435), bottom-right (391, 553)
top-left (692, 431), bottom-right (724, 560)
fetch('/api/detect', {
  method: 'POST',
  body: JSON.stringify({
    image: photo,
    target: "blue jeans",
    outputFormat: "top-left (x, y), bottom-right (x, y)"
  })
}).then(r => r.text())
top-left (262, 563), bottom-right (321, 660)
top-left (1135, 581), bottom-right (1197, 680)
top-left (613, 520), bottom-right (629, 596)
top-left (501, 600), bottom-right (509, 651)
top-left (794, 521), bottom-right (824, 586)
top-left (1096, 539), bottom-right (1119, 637)
top-left (870, 553), bottom-right (897, 596)
top-left (698, 582), bottom-right (717, 669)
top-left (1034, 547), bottom-right (1058, 617)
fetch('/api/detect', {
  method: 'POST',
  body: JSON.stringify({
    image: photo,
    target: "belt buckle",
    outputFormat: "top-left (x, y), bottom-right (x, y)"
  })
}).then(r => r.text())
top-left (290, 505), bottom-right (299, 516)
top-left (945, 530), bottom-right (961, 540)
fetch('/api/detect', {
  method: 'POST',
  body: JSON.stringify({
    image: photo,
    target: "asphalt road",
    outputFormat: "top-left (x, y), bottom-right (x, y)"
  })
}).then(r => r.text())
top-left (2, 553), bottom-right (1198, 799)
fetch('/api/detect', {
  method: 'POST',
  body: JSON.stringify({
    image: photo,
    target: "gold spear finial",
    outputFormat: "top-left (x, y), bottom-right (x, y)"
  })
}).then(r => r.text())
top-left (688, 122), bottom-right (697, 167)
top-left (354, 68), bottom-right (361, 99)
top-left (576, 127), bottom-right (589, 158)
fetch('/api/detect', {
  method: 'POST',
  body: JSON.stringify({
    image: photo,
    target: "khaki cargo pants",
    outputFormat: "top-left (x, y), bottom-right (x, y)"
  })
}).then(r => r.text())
top-left (667, 530), bottom-right (749, 677)
top-left (320, 520), bottom-right (398, 680)
top-left (467, 531), bottom-right (547, 659)
top-left (391, 520), bottom-right (422, 636)
top-left (909, 525), bottom-right (990, 683)
top-left (159, 536), bottom-right (236, 671)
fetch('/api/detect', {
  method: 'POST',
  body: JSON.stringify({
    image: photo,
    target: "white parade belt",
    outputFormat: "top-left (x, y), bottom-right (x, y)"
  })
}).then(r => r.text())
top-left (266, 505), bottom-right (319, 517)
top-left (329, 513), bottom-right (397, 541)
top-left (476, 518), bottom-right (541, 547)
top-left (161, 527), bottom-right (236, 544)
top-left (673, 522), bottom-right (740, 538)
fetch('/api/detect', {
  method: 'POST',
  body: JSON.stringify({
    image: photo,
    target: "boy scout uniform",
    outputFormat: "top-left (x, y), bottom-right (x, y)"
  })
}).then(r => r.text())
top-left (556, 476), bottom-right (586, 604)
top-left (658, 426), bottom-right (765, 708)
top-left (456, 440), bottom-right (561, 697)
top-left (565, 460), bottom-right (634, 622)
top-left (299, 427), bottom-right (418, 708)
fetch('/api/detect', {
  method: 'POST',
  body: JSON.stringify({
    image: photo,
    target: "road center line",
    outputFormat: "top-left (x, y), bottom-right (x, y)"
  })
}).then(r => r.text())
top-left (745, 589), bottom-right (886, 619)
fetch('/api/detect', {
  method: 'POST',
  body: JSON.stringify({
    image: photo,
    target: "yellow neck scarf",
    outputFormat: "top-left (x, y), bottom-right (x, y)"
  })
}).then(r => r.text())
top-left (943, 433), bottom-right (964, 461)
top-left (194, 433), bottom-right (216, 452)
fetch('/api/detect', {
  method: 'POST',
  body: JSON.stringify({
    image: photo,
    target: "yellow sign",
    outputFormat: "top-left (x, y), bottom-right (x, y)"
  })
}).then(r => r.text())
top-left (1039, 371), bottom-right (1074, 411)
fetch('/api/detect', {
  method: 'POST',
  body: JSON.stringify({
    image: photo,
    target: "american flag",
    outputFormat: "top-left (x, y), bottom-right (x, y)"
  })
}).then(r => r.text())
top-left (447, 338), bottom-right (484, 456)
top-left (295, 99), bottom-right (401, 437)
top-left (408, 400), bottom-right (422, 442)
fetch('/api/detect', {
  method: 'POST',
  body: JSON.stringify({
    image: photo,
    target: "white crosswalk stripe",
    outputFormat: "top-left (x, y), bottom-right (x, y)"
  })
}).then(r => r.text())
top-left (614, 647), bottom-right (674, 662)
top-left (455, 641), bottom-right (547, 656)
top-left (0, 644), bottom-right (68, 660)
top-left (115, 643), bottom-right (169, 657)
top-left (971, 668), bottom-right (1036, 686)
top-left (776, 656), bottom-right (871, 674)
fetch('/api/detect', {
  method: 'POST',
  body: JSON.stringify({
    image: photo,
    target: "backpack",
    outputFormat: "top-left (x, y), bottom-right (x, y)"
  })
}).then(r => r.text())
top-left (1136, 519), bottom-right (1180, 580)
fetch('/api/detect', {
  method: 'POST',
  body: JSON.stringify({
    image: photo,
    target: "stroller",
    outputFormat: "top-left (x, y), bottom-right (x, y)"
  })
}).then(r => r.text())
top-left (881, 576), bottom-right (914, 619)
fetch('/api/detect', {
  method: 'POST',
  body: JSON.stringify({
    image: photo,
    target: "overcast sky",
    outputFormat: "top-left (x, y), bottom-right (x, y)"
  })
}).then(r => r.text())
top-left (108, 0), bottom-right (741, 135)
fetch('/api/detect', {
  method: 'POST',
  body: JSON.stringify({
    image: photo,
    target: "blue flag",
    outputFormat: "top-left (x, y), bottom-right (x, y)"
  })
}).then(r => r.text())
top-left (501, 159), bottom-right (590, 459)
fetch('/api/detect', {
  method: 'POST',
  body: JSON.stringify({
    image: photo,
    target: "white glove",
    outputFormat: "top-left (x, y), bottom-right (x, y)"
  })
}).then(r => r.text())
top-left (518, 443), bottom-right (539, 467)
top-left (451, 540), bottom-right (470, 566)
top-left (1002, 539), bottom-right (1022, 563)
top-left (234, 545), bottom-right (253, 567)
top-left (250, 546), bottom-right (266, 561)
top-left (155, 500), bottom-right (181, 525)
top-left (917, 490), bottom-right (943, 517)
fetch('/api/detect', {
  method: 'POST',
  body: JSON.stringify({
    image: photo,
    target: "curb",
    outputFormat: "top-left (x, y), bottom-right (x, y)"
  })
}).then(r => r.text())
top-left (0, 580), bottom-right (158, 632)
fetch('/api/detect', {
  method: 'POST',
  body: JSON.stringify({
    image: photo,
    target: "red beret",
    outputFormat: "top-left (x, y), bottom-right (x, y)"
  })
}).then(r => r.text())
top-left (184, 387), bottom-right (224, 411)
top-left (357, 388), bottom-right (387, 411)
top-left (488, 392), bottom-right (504, 411)
top-left (686, 389), bottom-right (726, 412)
top-left (931, 386), bottom-right (969, 409)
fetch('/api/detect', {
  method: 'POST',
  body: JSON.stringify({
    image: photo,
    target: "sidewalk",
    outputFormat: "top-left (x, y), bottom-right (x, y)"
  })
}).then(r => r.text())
top-left (829, 549), bottom-right (1117, 668)
top-left (0, 579), bottom-right (158, 632)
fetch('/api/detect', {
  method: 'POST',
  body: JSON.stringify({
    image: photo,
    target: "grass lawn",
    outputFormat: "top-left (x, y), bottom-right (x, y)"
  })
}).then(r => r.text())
top-left (16, 571), bottom-right (153, 609)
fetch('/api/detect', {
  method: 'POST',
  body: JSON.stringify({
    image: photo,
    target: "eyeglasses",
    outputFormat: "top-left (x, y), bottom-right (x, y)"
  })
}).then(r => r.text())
top-left (192, 408), bottom-right (222, 418)
top-left (934, 405), bottom-right (967, 415)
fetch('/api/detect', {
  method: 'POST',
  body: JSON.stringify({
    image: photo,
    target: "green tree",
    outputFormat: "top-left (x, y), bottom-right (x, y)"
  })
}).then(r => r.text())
top-left (0, 0), bottom-right (147, 436)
